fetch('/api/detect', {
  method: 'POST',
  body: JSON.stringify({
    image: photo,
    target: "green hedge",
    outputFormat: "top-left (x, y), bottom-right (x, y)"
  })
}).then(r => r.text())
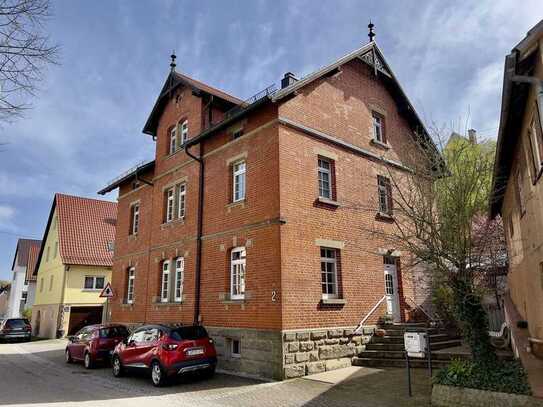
top-left (434, 358), bottom-right (531, 395)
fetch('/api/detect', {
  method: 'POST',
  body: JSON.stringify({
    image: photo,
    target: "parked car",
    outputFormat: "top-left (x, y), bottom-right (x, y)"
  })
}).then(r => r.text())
top-left (65, 324), bottom-right (129, 369)
top-left (111, 324), bottom-right (217, 386)
top-left (0, 318), bottom-right (31, 342)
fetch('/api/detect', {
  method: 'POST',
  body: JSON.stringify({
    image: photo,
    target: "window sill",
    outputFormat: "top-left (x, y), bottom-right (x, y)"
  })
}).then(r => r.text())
top-left (152, 301), bottom-right (183, 306)
top-left (120, 302), bottom-right (135, 308)
top-left (226, 199), bottom-right (246, 211)
top-left (320, 298), bottom-right (346, 306)
top-left (370, 139), bottom-right (390, 150)
top-left (221, 299), bottom-right (246, 305)
top-left (128, 234), bottom-right (138, 241)
top-left (376, 212), bottom-right (394, 221)
top-left (316, 197), bottom-right (340, 207)
top-left (161, 218), bottom-right (185, 229)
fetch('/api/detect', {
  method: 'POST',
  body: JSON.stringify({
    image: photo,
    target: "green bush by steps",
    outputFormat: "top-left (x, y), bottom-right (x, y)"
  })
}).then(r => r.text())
top-left (434, 358), bottom-right (531, 395)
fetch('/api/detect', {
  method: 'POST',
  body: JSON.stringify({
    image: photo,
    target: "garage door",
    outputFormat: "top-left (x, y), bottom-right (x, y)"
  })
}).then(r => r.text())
top-left (68, 306), bottom-right (103, 335)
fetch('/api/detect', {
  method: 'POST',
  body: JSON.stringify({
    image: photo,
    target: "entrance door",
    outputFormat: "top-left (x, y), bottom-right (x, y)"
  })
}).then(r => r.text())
top-left (383, 257), bottom-right (401, 322)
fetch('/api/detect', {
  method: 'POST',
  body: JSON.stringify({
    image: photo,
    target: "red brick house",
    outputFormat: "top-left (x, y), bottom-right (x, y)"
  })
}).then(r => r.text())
top-left (99, 40), bottom-right (434, 379)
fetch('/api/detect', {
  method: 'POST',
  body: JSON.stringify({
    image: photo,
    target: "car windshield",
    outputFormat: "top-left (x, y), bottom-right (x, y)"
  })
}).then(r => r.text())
top-left (169, 326), bottom-right (208, 341)
top-left (6, 319), bottom-right (29, 329)
top-left (99, 326), bottom-right (128, 338)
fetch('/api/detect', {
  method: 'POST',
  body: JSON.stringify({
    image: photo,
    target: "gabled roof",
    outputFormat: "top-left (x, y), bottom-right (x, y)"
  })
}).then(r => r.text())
top-left (490, 19), bottom-right (543, 217)
top-left (273, 42), bottom-right (432, 144)
top-left (142, 71), bottom-right (243, 136)
top-left (11, 238), bottom-right (41, 271)
top-left (25, 244), bottom-right (40, 282)
top-left (33, 194), bottom-right (117, 276)
top-left (187, 41), bottom-right (439, 165)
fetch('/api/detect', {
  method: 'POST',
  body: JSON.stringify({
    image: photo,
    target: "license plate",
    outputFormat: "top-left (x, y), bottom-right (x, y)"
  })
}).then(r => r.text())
top-left (186, 348), bottom-right (204, 356)
top-left (11, 333), bottom-right (26, 337)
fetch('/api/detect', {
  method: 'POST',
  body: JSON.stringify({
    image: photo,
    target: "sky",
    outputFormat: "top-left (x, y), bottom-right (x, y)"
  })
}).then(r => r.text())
top-left (0, 0), bottom-right (542, 280)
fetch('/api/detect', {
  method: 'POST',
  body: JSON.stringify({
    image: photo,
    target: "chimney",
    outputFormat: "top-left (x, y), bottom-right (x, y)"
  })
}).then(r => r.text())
top-left (468, 129), bottom-right (477, 144)
top-left (281, 72), bottom-right (298, 89)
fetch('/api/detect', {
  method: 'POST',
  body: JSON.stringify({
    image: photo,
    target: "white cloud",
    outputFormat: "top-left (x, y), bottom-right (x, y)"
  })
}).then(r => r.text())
top-left (0, 205), bottom-right (16, 230)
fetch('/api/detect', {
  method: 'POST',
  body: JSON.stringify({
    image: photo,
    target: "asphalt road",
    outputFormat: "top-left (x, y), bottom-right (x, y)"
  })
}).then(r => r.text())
top-left (0, 339), bottom-right (432, 406)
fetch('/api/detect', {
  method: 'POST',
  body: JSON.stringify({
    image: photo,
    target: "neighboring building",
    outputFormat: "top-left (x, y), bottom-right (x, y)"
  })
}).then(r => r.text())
top-left (100, 39), bottom-right (435, 380)
top-left (6, 239), bottom-right (41, 318)
top-left (0, 283), bottom-right (10, 318)
top-left (490, 20), bottom-right (543, 360)
top-left (25, 242), bottom-right (41, 312)
top-left (31, 193), bottom-right (117, 338)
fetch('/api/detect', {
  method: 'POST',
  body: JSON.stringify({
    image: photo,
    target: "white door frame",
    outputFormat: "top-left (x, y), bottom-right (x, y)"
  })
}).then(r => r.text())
top-left (383, 257), bottom-right (401, 322)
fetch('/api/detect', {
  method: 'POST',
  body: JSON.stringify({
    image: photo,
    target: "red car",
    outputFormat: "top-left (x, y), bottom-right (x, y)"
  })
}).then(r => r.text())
top-left (111, 324), bottom-right (217, 386)
top-left (65, 324), bottom-right (129, 369)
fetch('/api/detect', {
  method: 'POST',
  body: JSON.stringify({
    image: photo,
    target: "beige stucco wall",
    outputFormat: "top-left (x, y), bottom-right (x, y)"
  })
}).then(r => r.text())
top-left (63, 265), bottom-right (111, 305)
top-left (502, 41), bottom-right (543, 340)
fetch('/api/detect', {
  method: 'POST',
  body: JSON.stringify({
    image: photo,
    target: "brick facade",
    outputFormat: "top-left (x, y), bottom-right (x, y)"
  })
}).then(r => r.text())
top-left (105, 44), bottom-right (429, 379)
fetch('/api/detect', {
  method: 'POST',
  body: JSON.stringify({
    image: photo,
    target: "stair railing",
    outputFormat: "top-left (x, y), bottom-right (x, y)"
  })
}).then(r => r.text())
top-left (404, 296), bottom-right (437, 323)
top-left (354, 295), bottom-right (386, 334)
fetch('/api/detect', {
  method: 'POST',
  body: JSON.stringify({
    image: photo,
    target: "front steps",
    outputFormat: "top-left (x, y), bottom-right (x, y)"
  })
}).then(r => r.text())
top-left (352, 323), bottom-right (461, 369)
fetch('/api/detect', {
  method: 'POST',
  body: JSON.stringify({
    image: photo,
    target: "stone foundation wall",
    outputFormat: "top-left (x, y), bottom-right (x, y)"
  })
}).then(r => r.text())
top-left (282, 326), bottom-right (373, 378)
top-left (207, 326), bottom-right (283, 380)
top-left (432, 384), bottom-right (543, 407)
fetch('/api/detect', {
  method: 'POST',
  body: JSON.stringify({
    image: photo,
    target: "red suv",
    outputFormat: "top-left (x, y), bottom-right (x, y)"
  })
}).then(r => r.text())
top-left (65, 324), bottom-right (129, 369)
top-left (111, 324), bottom-right (217, 386)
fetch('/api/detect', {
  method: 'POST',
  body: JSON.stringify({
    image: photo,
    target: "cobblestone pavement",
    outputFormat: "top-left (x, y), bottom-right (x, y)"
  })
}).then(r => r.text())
top-left (0, 339), bottom-right (432, 406)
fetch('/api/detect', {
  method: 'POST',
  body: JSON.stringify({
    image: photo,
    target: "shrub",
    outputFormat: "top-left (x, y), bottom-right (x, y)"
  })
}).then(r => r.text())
top-left (434, 358), bottom-right (531, 395)
top-left (22, 308), bottom-right (32, 320)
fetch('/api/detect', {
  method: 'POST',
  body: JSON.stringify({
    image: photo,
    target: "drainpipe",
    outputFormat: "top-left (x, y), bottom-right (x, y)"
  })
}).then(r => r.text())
top-left (185, 144), bottom-right (204, 325)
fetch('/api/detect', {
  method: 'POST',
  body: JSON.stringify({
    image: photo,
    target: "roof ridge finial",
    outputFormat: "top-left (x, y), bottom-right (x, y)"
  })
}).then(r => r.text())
top-left (170, 50), bottom-right (176, 73)
top-left (368, 20), bottom-right (375, 43)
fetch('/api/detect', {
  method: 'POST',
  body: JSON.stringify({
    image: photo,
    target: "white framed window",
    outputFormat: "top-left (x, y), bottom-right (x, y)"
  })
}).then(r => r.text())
top-left (377, 175), bottom-right (393, 215)
top-left (372, 112), bottom-right (386, 143)
top-left (233, 161), bottom-right (246, 202)
top-left (231, 339), bottom-right (241, 358)
top-left (230, 247), bottom-right (246, 300)
top-left (130, 202), bottom-right (140, 235)
top-left (174, 257), bottom-right (184, 302)
top-left (318, 158), bottom-right (332, 199)
top-left (166, 187), bottom-right (175, 223)
top-left (84, 276), bottom-right (105, 290)
top-left (177, 183), bottom-right (186, 219)
top-left (320, 247), bottom-right (338, 299)
top-left (180, 120), bottom-right (189, 145)
top-left (169, 126), bottom-right (177, 154)
top-left (127, 267), bottom-right (135, 304)
top-left (161, 260), bottom-right (170, 302)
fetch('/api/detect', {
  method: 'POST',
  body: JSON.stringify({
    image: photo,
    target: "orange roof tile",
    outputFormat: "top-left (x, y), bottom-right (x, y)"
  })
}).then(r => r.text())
top-left (56, 194), bottom-right (117, 267)
top-left (25, 243), bottom-right (41, 282)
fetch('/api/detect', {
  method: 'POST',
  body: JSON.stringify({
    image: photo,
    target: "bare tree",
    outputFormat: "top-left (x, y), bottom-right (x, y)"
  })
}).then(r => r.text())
top-left (353, 128), bottom-right (505, 365)
top-left (0, 0), bottom-right (59, 121)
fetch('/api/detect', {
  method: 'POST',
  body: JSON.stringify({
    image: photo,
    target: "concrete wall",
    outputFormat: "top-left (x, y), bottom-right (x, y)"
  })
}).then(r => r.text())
top-left (31, 303), bottom-right (61, 338)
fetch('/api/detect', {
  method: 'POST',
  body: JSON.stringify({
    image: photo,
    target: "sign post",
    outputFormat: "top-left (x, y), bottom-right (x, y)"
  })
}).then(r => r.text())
top-left (99, 283), bottom-right (114, 323)
top-left (404, 331), bottom-right (428, 397)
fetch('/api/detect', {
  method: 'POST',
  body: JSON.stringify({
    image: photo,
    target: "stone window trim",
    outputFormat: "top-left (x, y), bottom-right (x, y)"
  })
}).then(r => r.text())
top-left (228, 120), bottom-right (247, 140)
top-left (314, 239), bottom-right (345, 250)
top-left (226, 151), bottom-right (248, 166)
top-left (232, 160), bottom-right (246, 203)
top-left (313, 147), bottom-right (338, 161)
top-left (166, 116), bottom-right (189, 157)
top-left (377, 175), bottom-right (393, 217)
top-left (317, 155), bottom-right (337, 203)
top-left (320, 247), bottom-right (341, 300)
top-left (370, 138), bottom-right (391, 150)
top-left (371, 110), bottom-right (387, 145)
top-left (129, 200), bottom-right (140, 236)
top-left (126, 266), bottom-right (135, 304)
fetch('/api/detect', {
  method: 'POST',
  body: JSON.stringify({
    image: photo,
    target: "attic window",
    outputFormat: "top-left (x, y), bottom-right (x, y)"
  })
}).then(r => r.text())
top-left (107, 241), bottom-right (114, 252)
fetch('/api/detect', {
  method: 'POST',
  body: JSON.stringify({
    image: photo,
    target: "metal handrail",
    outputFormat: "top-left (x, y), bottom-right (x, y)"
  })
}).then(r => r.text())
top-left (354, 295), bottom-right (386, 334)
top-left (404, 296), bottom-right (436, 322)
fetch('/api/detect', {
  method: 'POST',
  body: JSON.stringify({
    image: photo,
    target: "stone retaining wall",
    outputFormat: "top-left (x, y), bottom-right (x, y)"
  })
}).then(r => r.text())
top-left (282, 327), bottom-right (373, 378)
top-left (432, 384), bottom-right (543, 407)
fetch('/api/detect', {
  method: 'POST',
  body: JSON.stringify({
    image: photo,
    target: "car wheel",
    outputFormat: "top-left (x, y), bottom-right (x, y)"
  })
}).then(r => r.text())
top-left (151, 361), bottom-right (167, 387)
top-left (84, 352), bottom-right (94, 369)
top-left (112, 355), bottom-right (124, 377)
top-left (65, 349), bottom-right (73, 364)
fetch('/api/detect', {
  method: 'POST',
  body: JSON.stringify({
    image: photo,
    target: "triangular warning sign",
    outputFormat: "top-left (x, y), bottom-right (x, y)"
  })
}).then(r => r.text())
top-left (99, 282), bottom-right (114, 298)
